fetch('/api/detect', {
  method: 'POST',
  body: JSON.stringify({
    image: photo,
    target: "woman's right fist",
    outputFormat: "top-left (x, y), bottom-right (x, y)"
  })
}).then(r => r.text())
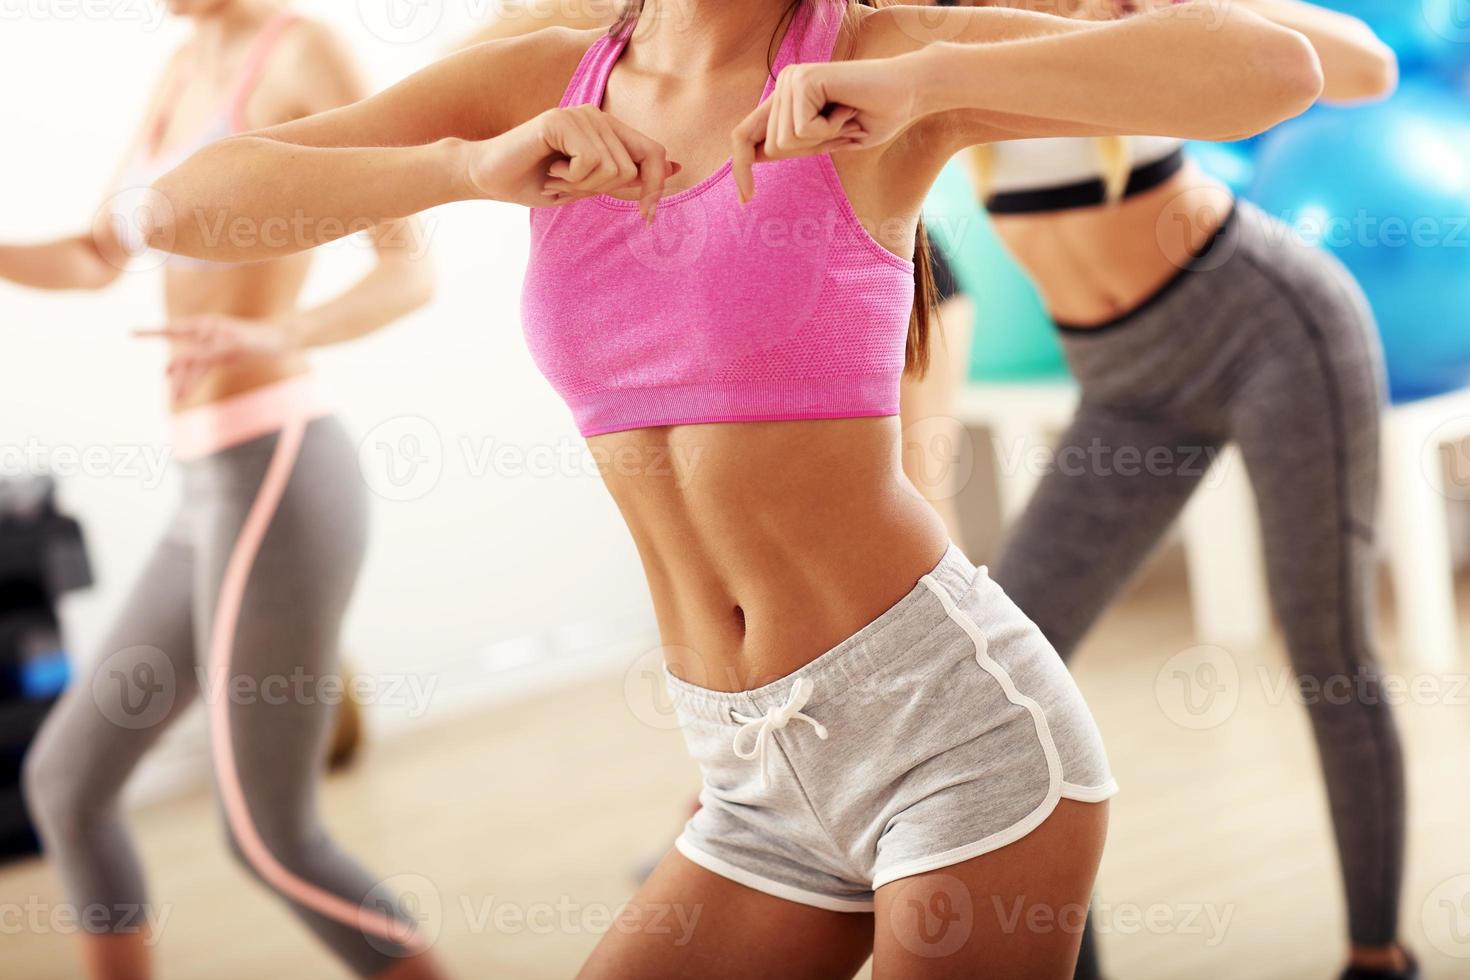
top-left (463, 105), bottom-right (679, 223)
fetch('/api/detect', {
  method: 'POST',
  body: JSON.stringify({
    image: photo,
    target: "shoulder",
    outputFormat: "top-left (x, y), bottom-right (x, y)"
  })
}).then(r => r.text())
top-left (247, 16), bottom-right (362, 121)
top-left (839, 3), bottom-right (943, 62)
top-left (462, 0), bottom-right (619, 45)
top-left (459, 26), bottom-right (610, 121)
top-left (461, 24), bottom-right (609, 73)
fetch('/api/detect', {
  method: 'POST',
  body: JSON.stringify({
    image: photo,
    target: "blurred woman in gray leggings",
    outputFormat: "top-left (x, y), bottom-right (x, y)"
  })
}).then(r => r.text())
top-left (904, 2), bottom-right (1412, 978)
top-left (2, 2), bottom-right (442, 977)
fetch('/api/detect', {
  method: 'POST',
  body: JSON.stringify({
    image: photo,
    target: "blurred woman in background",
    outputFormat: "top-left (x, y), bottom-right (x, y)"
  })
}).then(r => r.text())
top-left (902, 2), bottom-right (1413, 978)
top-left (1, 1), bottom-right (442, 977)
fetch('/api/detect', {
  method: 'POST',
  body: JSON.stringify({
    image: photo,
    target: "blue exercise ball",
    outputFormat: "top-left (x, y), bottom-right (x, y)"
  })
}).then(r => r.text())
top-left (1315, 0), bottom-right (1470, 74)
top-left (1251, 81), bottom-right (1470, 402)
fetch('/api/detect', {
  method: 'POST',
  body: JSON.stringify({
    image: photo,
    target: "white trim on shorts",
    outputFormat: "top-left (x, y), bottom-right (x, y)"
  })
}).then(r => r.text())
top-left (869, 577), bottom-right (1119, 892)
top-left (674, 837), bottom-right (877, 913)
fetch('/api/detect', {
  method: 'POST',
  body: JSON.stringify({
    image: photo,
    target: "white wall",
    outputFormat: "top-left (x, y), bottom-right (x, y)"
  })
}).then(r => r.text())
top-left (0, 1), bottom-right (657, 796)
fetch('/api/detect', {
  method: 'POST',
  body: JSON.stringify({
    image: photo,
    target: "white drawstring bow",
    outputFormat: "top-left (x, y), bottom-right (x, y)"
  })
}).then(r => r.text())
top-left (730, 677), bottom-right (828, 790)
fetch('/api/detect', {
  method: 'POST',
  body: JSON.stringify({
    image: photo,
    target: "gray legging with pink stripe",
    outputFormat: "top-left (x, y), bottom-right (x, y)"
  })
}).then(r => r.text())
top-left (23, 416), bottom-right (414, 976)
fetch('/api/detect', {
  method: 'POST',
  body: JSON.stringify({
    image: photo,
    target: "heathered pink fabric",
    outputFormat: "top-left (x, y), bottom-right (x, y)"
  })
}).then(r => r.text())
top-left (521, 0), bottom-right (916, 437)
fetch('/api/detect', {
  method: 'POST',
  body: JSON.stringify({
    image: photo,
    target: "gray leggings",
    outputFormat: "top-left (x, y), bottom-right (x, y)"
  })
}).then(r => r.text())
top-left (22, 416), bottom-right (413, 976)
top-left (994, 203), bottom-right (1406, 957)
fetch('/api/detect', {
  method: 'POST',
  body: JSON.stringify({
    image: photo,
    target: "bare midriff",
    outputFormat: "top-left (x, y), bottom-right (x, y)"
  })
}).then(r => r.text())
top-left (162, 251), bottom-right (314, 411)
top-left (991, 161), bottom-right (1235, 327)
top-left (594, 416), bottom-right (950, 693)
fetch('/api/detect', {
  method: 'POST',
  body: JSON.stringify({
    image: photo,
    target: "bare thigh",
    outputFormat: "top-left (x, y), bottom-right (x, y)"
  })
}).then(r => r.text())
top-left (577, 849), bottom-right (874, 980)
top-left (874, 799), bottom-right (1109, 980)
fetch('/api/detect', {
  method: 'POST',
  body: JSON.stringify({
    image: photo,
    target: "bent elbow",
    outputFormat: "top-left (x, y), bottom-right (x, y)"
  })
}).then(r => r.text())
top-left (142, 173), bottom-right (203, 259)
top-left (1271, 29), bottom-right (1326, 123)
top-left (1338, 41), bottom-right (1398, 103)
top-left (1217, 28), bottom-right (1322, 140)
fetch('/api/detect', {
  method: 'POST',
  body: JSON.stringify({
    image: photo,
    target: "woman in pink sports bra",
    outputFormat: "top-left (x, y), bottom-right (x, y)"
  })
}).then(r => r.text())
top-left (151, 1), bottom-right (1321, 975)
top-left (4, 2), bottom-right (446, 978)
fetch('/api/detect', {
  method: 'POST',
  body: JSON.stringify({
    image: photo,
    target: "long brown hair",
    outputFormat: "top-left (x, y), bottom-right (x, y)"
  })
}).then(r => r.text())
top-left (612, 0), bottom-right (937, 377)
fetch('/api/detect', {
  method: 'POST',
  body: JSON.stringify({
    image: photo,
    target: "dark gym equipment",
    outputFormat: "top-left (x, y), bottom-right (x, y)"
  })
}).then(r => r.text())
top-left (0, 476), bottom-right (91, 862)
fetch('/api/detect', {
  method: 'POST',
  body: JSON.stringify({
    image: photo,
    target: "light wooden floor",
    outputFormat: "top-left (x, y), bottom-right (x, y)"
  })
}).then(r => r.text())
top-left (5, 558), bottom-right (1470, 979)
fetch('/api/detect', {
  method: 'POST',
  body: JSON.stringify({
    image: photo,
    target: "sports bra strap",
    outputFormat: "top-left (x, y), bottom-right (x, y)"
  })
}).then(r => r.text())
top-left (559, 30), bottom-right (625, 108)
top-left (227, 10), bottom-right (301, 132)
top-left (772, 0), bottom-right (846, 77)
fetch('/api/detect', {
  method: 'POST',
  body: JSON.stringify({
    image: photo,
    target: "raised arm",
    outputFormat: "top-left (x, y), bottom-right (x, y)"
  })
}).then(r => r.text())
top-left (892, 2), bottom-right (1323, 144)
top-left (1231, 0), bottom-right (1395, 102)
top-left (247, 19), bottom-right (436, 340)
top-left (957, 0), bottom-right (1393, 102)
top-left (0, 50), bottom-right (189, 292)
top-left (148, 28), bottom-right (656, 262)
top-left (0, 233), bottom-right (125, 292)
top-left (149, 28), bottom-right (683, 263)
top-left (732, 1), bottom-right (1322, 201)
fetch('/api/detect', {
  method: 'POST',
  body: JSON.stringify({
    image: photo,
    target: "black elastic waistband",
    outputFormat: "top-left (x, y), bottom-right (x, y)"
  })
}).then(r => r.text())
top-left (986, 148), bottom-right (1186, 216)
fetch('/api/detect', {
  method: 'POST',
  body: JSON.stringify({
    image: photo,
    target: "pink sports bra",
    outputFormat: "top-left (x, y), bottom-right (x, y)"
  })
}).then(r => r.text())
top-left (108, 11), bottom-right (298, 268)
top-left (520, 0), bottom-right (916, 438)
